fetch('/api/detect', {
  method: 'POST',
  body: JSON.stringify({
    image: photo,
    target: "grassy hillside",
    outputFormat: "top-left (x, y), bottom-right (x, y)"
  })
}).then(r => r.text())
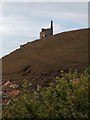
top-left (2, 28), bottom-right (89, 87)
top-left (2, 28), bottom-right (89, 119)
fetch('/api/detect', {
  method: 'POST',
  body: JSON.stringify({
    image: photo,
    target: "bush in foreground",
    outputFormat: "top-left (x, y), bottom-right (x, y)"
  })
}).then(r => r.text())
top-left (3, 69), bottom-right (89, 119)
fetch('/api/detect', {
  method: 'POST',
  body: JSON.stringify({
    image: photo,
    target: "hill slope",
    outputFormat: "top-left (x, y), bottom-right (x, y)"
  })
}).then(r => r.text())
top-left (2, 28), bottom-right (89, 86)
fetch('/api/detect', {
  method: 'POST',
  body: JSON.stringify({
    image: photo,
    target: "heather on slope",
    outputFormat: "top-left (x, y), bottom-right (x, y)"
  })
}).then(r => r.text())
top-left (2, 28), bottom-right (89, 88)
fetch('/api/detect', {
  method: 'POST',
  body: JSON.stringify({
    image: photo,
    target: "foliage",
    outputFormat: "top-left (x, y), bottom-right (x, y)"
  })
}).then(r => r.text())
top-left (2, 68), bottom-right (89, 119)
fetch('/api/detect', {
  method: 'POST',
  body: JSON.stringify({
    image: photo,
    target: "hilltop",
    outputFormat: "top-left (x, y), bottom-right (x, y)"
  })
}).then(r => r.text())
top-left (2, 28), bottom-right (89, 88)
top-left (2, 28), bottom-right (89, 119)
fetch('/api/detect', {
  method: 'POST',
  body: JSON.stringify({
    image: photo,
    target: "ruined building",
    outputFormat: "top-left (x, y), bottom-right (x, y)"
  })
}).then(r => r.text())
top-left (40, 20), bottom-right (53, 39)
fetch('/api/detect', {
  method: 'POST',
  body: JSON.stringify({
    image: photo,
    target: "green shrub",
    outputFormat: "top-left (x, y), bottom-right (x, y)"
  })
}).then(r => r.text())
top-left (3, 68), bottom-right (89, 119)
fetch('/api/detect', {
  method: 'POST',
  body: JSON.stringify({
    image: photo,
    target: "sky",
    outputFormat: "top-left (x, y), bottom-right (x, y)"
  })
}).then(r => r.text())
top-left (0, 0), bottom-right (89, 2)
top-left (0, 1), bottom-right (88, 58)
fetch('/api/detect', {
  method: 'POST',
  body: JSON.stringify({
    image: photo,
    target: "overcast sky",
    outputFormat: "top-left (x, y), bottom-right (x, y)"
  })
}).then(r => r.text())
top-left (0, 0), bottom-right (89, 2)
top-left (0, 2), bottom-right (88, 58)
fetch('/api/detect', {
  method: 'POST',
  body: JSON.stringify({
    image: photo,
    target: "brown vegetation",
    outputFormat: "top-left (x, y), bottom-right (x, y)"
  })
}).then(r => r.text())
top-left (2, 28), bottom-right (89, 88)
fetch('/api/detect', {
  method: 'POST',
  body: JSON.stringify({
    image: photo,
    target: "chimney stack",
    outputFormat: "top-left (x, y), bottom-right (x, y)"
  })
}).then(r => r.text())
top-left (51, 20), bottom-right (53, 35)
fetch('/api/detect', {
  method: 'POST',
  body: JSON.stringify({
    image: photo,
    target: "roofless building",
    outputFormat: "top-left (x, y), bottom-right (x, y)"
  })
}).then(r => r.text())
top-left (40, 20), bottom-right (53, 39)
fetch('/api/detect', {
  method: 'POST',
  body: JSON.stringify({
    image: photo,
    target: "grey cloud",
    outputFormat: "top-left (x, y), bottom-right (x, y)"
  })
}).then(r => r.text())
top-left (3, 2), bottom-right (88, 15)
top-left (0, 0), bottom-right (89, 2)
top-left (2, 2), bottom-right (88, 23)
top-left (1, 2), bottom-right (88, 37)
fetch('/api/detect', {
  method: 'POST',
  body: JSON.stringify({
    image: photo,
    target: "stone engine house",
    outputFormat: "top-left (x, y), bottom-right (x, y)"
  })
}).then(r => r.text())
top-left (40, 20), bottom-right (53, 39)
